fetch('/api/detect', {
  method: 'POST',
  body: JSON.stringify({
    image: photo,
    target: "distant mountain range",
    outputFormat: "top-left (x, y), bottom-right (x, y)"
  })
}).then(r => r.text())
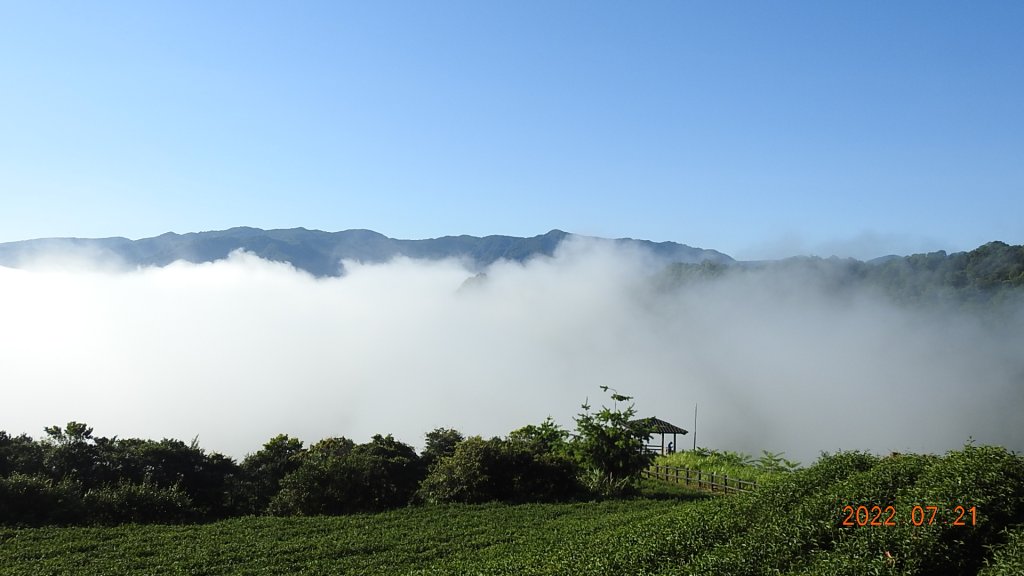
top-left (2, 228), bottom-right (1021, 310)
top-left (0, 227), bottom-right (733, 277)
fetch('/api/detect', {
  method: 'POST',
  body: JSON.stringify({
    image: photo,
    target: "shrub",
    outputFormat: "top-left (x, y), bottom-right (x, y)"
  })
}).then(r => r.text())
top-left (979, 526), bottom-right (1024, 576)
top-left (417, 436), bottom-right (502, 504)
top-left (347, 434), bottom-right (425, 510)
top-left (417, 434), bottom-right (580, 504)
top-left (269, 435), bottom-right (422, 516)
top-left (83, 481), bottom-right (196, 525)
top-left (0, 431), bottom-right (45, 477)
top-left (241, 434), bottom-right (305, 514)
top-left (0, 473), bottom-right (84, 526)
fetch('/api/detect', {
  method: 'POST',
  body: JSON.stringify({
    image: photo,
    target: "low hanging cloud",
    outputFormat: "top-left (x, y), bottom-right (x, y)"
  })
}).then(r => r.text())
top-left (1, 238), bottom-right (1021, 464)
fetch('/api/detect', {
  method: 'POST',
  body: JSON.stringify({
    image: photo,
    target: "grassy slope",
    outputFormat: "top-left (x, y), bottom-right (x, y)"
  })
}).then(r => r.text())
top-left (654, 451), bottom-right (780, 484)
top-left (2, 446), bottom-right (1022, 576)
top-left (0, 499), bottom-right (695, 576)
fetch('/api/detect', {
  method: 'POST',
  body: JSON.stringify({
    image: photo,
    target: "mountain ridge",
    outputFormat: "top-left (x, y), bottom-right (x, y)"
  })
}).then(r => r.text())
top-left (0, 227), bottom-right (733, 277)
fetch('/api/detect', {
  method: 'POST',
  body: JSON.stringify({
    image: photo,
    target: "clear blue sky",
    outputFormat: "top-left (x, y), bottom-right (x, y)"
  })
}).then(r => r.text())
top-left (1, 1), bottom-right (1021, 259)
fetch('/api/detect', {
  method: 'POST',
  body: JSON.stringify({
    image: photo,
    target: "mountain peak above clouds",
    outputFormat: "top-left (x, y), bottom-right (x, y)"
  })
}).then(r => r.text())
top-left (0, 228), bottom-right (733, 277)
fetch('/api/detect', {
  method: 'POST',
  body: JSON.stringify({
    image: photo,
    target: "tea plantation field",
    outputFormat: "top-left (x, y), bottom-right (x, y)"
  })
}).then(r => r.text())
top-left (2, 445), bottom-right (1022, 575)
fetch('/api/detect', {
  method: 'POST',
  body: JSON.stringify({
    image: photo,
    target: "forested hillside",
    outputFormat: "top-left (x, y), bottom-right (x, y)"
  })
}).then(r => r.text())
top-left (659, 241), bottom-right (1024, 309)
top-left (0, 228), bottom-right (731, 276)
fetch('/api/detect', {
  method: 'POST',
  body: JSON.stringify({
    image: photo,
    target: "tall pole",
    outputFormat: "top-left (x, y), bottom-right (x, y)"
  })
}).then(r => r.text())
top-left (693, 403), bottom-right (697, 451)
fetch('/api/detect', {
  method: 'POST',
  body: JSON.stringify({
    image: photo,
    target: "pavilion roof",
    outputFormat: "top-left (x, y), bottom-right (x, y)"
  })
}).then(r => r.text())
top-left (631, 417), bottom-right (688, 435)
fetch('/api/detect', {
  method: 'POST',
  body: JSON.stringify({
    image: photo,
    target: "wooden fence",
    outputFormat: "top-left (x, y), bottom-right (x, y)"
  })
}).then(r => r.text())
top-left (642, 463), bottom-right (758, 495)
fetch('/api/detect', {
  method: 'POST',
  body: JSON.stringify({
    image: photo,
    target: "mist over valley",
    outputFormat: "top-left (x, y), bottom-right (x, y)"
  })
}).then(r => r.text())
top-left (1, 228), bottom-right (1021, 465)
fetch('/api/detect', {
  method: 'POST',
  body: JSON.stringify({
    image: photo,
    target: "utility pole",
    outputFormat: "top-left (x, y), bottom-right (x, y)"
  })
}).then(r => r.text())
top-left (693, 403), bottom-right (697, 451)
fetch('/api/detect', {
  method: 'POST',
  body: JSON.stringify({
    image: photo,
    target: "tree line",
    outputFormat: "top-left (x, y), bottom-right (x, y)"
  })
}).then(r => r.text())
top-left (659, 240), bottom-right (1024, 310)
top-left (0, 389), bottom-right (653, 526)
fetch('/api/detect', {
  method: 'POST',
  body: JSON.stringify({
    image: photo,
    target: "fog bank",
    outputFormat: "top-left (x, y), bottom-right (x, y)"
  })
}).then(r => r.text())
top-left (1, 238), bottom-right (1020, 464)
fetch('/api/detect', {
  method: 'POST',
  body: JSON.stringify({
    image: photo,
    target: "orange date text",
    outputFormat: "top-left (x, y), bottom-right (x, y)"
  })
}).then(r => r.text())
top-left (840, 505), bottom-right (976, 527)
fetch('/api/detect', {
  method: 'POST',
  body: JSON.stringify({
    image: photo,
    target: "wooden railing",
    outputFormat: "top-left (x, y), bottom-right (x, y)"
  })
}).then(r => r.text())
top-left (642, 463), bottom-right (758, 494)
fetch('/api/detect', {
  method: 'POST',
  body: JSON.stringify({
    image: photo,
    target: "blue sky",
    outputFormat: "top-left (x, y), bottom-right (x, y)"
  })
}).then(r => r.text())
top-left (1, 1), bottom-right (1021, 259)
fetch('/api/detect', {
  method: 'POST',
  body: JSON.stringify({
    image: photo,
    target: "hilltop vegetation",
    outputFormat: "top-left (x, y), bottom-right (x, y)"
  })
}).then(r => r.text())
top-left (0, 227), bottom-right (730, 276)
top-left (1, 445), bottom-right (1021, 575)
top-left (0, 390), bottom-right (654, 526)
top-left (660, 241), bottom-right (1024, 310)
top-left (3, 388), bottom-right (1022, 575)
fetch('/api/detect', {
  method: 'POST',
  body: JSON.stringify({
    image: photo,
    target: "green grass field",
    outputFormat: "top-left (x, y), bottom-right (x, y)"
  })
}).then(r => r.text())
top-left (2, 445), bottom-right (1022, 576)
top-left (0, 499), bottom-right (693, 576)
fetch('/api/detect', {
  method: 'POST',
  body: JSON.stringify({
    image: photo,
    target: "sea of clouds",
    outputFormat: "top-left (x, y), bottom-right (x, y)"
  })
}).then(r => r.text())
top-left (1, 237), bottom-right (1021, 464)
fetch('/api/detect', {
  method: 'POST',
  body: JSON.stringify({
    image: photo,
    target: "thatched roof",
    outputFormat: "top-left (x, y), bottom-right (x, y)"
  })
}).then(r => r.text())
top-left (631, 417), bottom-right (688, 435)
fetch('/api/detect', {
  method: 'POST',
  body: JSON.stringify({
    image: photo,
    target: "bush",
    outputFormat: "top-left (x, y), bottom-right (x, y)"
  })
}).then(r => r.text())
top-left (979, 526), bottom-right (1024, 576)
top-left (0, 473), bottom-right (84, 526)
top-left (269, 435), bottom-right (422, 516)
top-left (83, 481), bottom-right (196, 525)
top-left (416, 436), bottom-right (502, 504)
top-left (241, 434), bottom-right (305, 514)
top-left (347, 434), bottom-right (425, 510)
top-left (417, 434), bottom-right (580, 504)
top-left (888, 444), bottom-right (1024, 576)
top-left (0, 432), bottom-right (45, 477)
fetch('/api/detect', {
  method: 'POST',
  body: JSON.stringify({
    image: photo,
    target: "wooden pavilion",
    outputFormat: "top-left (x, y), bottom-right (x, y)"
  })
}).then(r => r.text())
top-left (632, 417), bottom-right (688, 455)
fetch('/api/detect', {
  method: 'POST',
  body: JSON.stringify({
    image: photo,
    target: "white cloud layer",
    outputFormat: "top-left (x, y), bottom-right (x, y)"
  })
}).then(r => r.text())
top-left (1, 238), bottom-right (1021, 464)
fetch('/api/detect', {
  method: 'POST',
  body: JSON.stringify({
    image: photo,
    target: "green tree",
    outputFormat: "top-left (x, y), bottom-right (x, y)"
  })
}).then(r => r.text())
top-left (269, 435), bottom-right (422, 516)
top-left (268, 437), bottom-right (355, 516)
top-left (417, 436), bottom-right (503, 504)
top-left (0, 432), bottom-right (45, 477)
top-left (572, 387), bottom-right (653, 496)
top-left (418, 425), bottom-right (580, 505)
top-left (347, 434), bottom-right (424, 510)
top-left (241, 434), bottom-right (305, 514)
top-left (420, 428), bottom-right (464, 470)
top-left (507, 417), bottom-right (569, 456)
top-left (42, 422), bottom-right (100, 488)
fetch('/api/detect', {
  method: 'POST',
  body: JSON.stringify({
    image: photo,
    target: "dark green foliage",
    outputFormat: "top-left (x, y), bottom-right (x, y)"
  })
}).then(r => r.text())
top-left (417, 436), bottom-right (500, 504)
top-left (0, 473), bottom-right (84, 527)
top-left (504, 444), bottom-right (579, 503)
top-left (979, 526), bottom-right (1024, 576)
top-left (0, 446), bottom-right (1022, 574)
top-left (507, 418), bottom-right (570, 456)
top-left (41, 422), bottom-right (101, 488)
top-left (420, 428), bottom-right (465, 470)
top-left (571, 388), bottom-right (654, 496)
top-left (0, 431), bottom-right (44, 477)
top-left (101, 437), bottom-right (242, 519)
top-left (506, 419), bottom-right (579, 502)
top-left (3, 416), bottom-right (1022, 576)
top-left (266, 436), bottom-right (355, 516)
top-left (82, 481), bottom-right (196, 525)
top-left (240, 434), bottom-right (305, 514)
top-left (1, 423), bottom-right (245, 524)
top-left (269, 435), bottom-right (423, 516)
top-left (348, 434), bottom-right (425, 510)
top-left (884, 444), bottom-right (1024, 576)
top-left (417, 431), bottom-right (579, 505)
